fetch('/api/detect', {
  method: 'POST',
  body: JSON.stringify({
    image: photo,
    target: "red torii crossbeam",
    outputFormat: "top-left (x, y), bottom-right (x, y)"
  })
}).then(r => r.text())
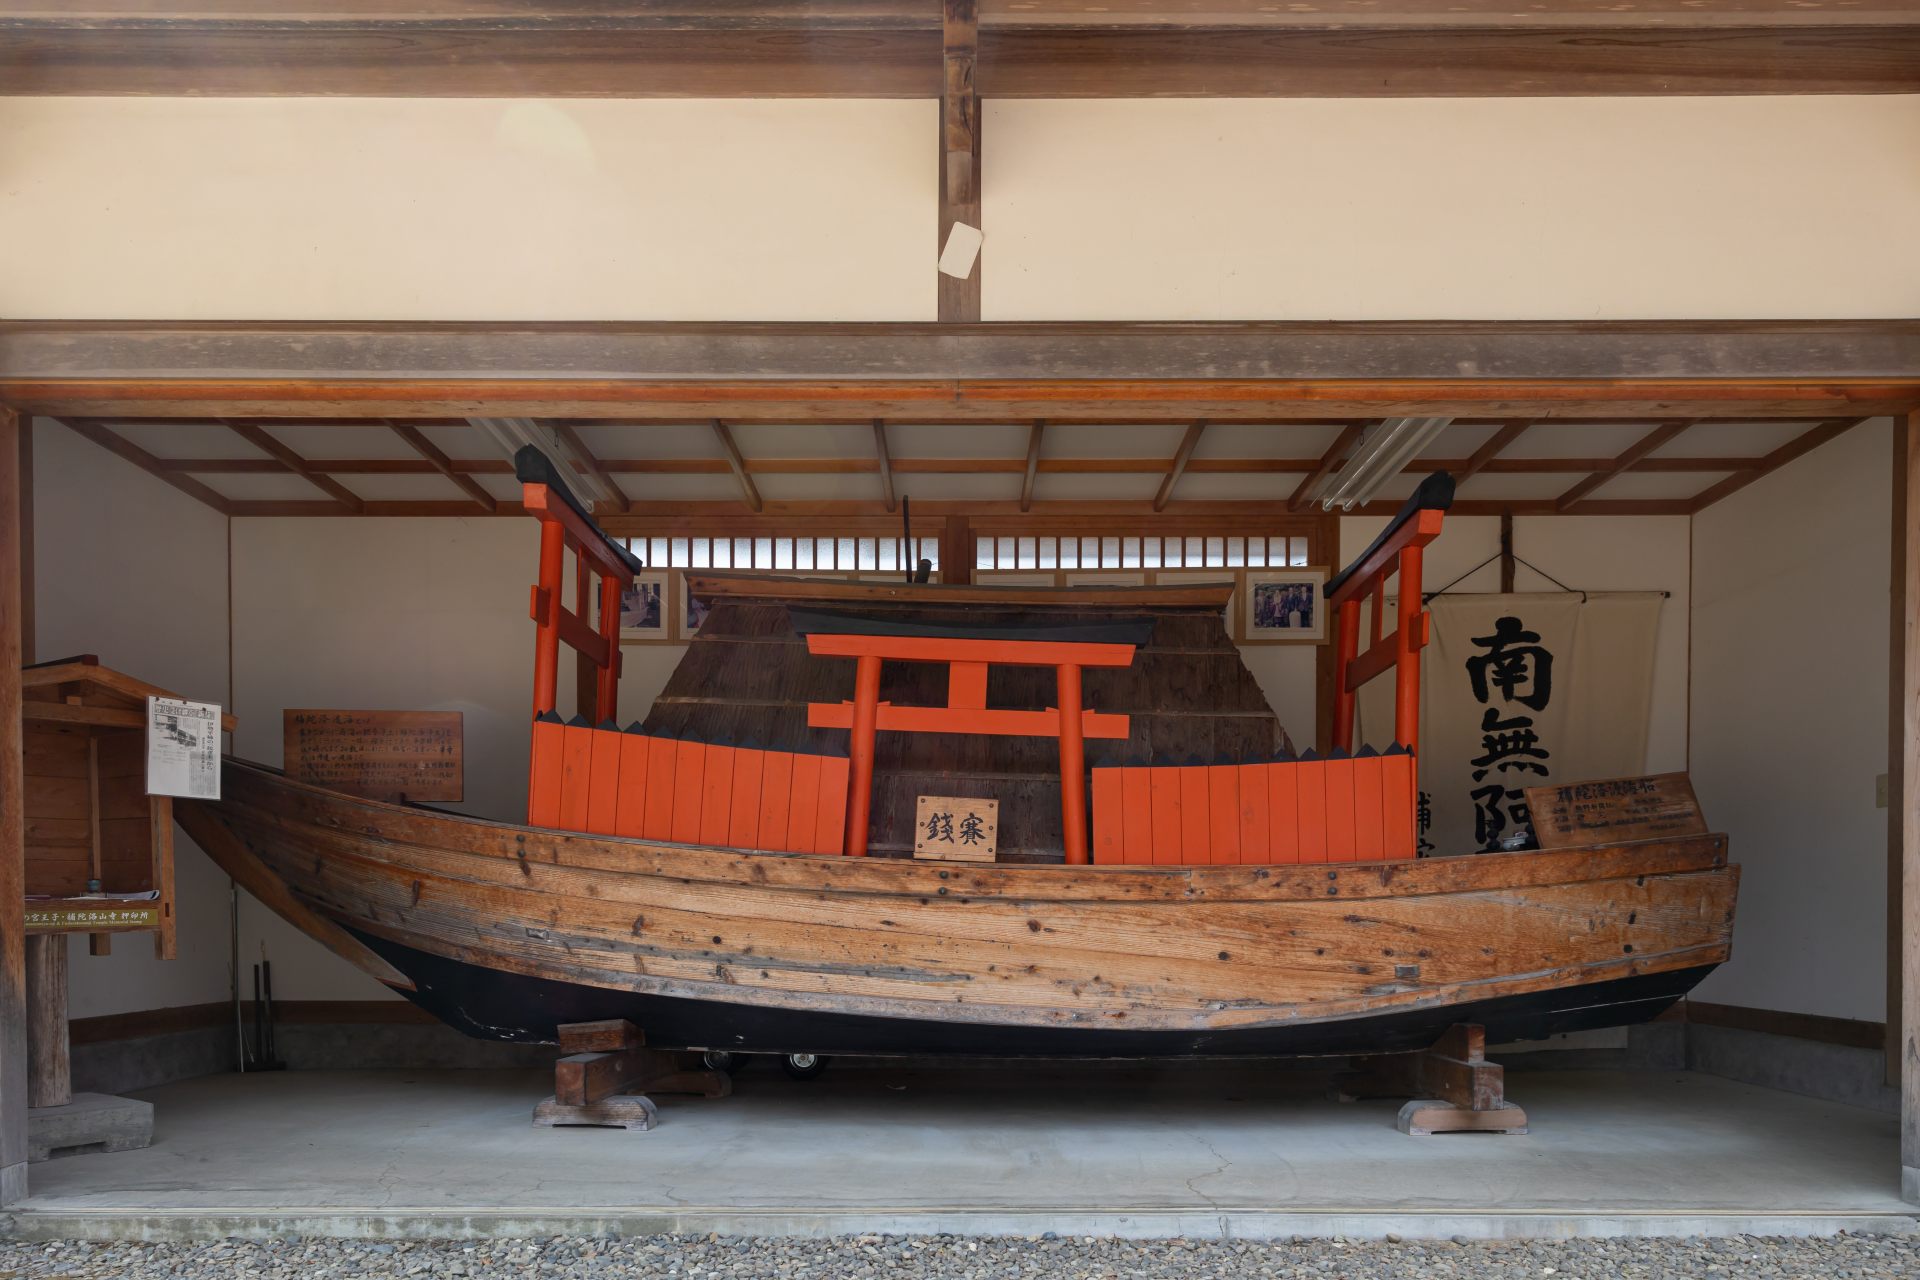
top-left (804, 632), bottom-right (1135, 864)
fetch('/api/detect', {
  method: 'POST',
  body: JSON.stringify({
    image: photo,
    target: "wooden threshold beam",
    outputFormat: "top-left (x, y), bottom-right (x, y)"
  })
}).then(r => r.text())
top-left (224, 420), bottom-right (363, 511)
top-left (1153, 421), bottom-right (1207, 512)
top-left (711, 419), bottom-right (763, 513)
top-left (1021, 420), bottom-right (1044, 512)
top-left (385, 419), bottom-right (495, 514)
top-left (1555, 420), bottom-right (1695, 511)
top-left (56, 418), bottom-right (233, 515)
top-left (873, 419), bottom-right (896, 513)
top-left (552, 421), bottom-right (631, 515)
top-left (1686, 417), bottom-right (1869, 514)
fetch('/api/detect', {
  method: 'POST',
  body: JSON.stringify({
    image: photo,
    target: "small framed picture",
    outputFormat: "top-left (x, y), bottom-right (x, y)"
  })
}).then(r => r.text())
top-left (1064, 572), bottom-right (1145, 587)
top-left (619, 571), bottom-right (669, 642)
top-left (1243, 568), bottom-right (1328, 644)
top-left (678, 574), bottom-right (713, 641)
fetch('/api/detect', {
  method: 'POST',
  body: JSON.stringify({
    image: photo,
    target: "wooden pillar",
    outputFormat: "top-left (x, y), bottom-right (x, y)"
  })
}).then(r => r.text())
top-left (24, 935), bottom-right (68, 1109)
top-left (938, 0), bottom-right (981, 322)
top-left (1498, 510), bottom-right (1516, 593)
top-left (1896, 409), bottom-right (1920, 1205)
top-left (1056, 663), bottom-right (1088, 866)
top-left (0, 407), bottom-right (28, 1205)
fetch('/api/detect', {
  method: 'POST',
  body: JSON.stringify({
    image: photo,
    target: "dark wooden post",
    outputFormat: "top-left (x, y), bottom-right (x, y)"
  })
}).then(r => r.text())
top-left (24, 936), bottom-right (68, 1109)
top-left (1897, 409), bottom-right (1919, 1206)
top-left (938, 0), bottom-right (980, 322)
top-left (0, 407), bottom-right (28, 1204)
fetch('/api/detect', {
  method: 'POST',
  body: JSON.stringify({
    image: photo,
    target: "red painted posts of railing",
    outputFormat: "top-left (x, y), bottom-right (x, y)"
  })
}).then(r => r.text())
top-left (843, 654), bottom-right (883, 856)
top-left (1333, 596), bottom-right (1362, 753)
top-left (1394, 544), bottom-right (1424, 752)
top-left (594, 570), bottom-right (622, 725)
top-left (1057, 662), bottom-right (1088, 865)
top-left (530, 519), bottom-right (566, 718)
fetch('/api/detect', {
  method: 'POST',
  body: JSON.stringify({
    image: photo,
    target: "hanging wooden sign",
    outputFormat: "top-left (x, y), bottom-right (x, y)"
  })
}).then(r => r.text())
top-left (914, 795), bottom-right (999, 862)
top-left (283, 710), bottom-right (464, 803)
top-left (1524, 772), bottom-right (1706, 850)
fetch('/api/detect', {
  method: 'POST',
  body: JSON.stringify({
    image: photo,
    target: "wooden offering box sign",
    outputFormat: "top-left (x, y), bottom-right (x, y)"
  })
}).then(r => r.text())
top-left (1526, 772), bottom-right (1707, 849)
top-left (914, 795), bottom-right (999, 862)
top-left (284, 710), bottom-right (464, 803)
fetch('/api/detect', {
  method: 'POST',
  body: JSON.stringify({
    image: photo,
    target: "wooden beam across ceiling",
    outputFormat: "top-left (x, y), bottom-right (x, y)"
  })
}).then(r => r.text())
top-left (223, 420), bottom-right (364, 512)
top-left (7, 320), bottom-right (1918, 388)
top-left (6, 3), bottom-right (1919, 97)
top-left (1686, 416), bottom-right (1870, 513)
top-left (54, 417), bottom-right (233, 516)
top-left (384, 419), bottom-right (495, 514)
top-left (872, 419), bottom-right (897, 513)
top-left (1554, 420), bottom-right (1696, 511)
top-left (710, 419), bottom-right (764, 513)
top-left (1021, 420), bottom-right (1044, 512)
top-left (1289, 423), bottom-right (1363, 512)
top-left (1153, 421), bottom-right (1207, 512)
top-left (1455, 420), bottom-right (1533, 484)
top-left (552, 421), bottom-right (631, 514)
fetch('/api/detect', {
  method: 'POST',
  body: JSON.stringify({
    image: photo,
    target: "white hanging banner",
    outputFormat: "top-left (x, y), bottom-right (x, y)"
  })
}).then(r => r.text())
top-left (146, 695), bottom-right (221, 801)
top-left (1359, 592), bottom-right (1662, 855)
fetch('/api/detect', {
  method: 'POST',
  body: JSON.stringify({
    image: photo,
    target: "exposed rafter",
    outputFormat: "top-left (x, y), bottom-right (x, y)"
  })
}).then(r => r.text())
top-left (1288, 423), bottom-right (1364, 513)
top-left (1456, 420), bottom-right (1533, 485)
top-left (55, 417), bottom-right (232, 516)
top-left (552, 421), bottom-right (631, 514)
top-left (1555, 420), bottom-right (1695, 511)
top-left (1153, 421), bottom-right (1207, 513)
top-left (385, 419), bottom-right (495, 514)
top-left (711, 419), bottom-right (763, 513)
top-left (1021, 420), bottom-right (1044, 512)
top-left (223, 420), bottom-right (363, 512)
top-left (873, 419), bottom-right (897, 513)
top-left (1687, 416), bottom-right (1870, 514)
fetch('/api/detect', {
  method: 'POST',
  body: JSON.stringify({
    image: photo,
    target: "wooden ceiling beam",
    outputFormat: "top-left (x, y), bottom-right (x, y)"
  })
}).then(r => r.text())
top-left (1288, 422), bottom-right (1364, 512)
top-left (1686, 416), bottom-right (1871, 514)
top-left (55, 417), bottom-right (233, 516)
top-left (1021, 420), bottom-right (1044, 512)
top-left (873, 419), bottom-right (896, 513)
top-left (1554, 420), bottom-right (1696, 511)
top-left (223, 420), bottom-right (363, 511)
top-left (8, 5), bottom-right (1918, 96)
top-left (384, 418), bottom-right (495, 514)
top-left (1153, 421), bottom-right (1207, 512)
top-left (1455, 420), bottom-right (1532, 484)
top-left (552, 421), bottom-right (631, 514)
top-left (711, 419), bottom-right (763, 513)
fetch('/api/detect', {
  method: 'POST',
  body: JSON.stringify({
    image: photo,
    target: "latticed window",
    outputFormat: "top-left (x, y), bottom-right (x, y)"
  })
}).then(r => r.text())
top-left (974, 532), bottom-right (1309, 571)
top-left (626, 534), bottom-right (940, 575)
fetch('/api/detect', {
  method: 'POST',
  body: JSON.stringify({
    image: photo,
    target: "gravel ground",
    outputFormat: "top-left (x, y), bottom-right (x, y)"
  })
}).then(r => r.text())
top-left (3, 1233), bottom-right (1918, 1280)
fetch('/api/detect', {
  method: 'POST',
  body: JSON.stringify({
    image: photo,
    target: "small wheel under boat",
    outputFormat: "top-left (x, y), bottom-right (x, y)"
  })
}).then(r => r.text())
top-left (780, 1052), bottom-right (829, 1081)
top-left (702, 1050), bottom-right (744, 1075)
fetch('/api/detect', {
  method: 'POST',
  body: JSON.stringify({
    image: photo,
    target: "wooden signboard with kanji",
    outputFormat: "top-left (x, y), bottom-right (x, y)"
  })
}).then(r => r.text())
top-left (284, 710), bottom-right (464, 803)
top-left (1524, 772), bottom-right (1706, 850)
top-left (914, 795), bottom-right (999, 862)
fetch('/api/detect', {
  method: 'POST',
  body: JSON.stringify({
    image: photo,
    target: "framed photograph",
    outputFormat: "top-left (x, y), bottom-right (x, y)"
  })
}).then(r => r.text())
top-left (619, 571), bottom-right (669, 642)
top-left (1064, 572), bottom-right (1145, 587)
top-left (677, 573), bottom-right (713, 641)
top-left (1242, 568), bottom-right (1328, 644)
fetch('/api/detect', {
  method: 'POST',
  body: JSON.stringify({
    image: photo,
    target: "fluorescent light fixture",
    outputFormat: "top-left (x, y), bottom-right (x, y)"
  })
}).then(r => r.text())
top-left (1304, 417), bottom-right (1453, 512)
top-left (467, 416), bottom-right (618, 509)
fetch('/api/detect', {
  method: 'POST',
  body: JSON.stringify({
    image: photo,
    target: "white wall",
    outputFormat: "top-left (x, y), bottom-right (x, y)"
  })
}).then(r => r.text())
top-left (0, 98), bottom-right (935, 321)
top-left (4, 96), bottom-right (1919, 321)
top-left (985, 97), bottom-right (1920, 320)
top-left (30, 420), bottom-right (234, 1019)
top-left (1690, 420), bottom-right (1891, 1022)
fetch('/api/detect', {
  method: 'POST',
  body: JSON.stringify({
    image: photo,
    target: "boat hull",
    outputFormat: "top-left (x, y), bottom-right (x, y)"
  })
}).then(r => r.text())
top-left (178, 760), bottom-right (1739, 1059)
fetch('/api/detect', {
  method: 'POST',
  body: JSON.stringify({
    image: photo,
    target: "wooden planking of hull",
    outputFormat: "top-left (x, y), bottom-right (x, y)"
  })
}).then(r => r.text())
top-left (177, 758), bottom-right (1738, 1058)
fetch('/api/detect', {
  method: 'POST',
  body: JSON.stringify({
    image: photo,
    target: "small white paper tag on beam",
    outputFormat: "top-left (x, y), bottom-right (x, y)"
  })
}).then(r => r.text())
top-left (939, 222), bottom-right (983, 279)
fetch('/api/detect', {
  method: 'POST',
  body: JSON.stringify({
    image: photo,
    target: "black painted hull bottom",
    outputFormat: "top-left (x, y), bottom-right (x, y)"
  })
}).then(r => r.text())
top-left (353, 929), bottom-right (1714, 1059)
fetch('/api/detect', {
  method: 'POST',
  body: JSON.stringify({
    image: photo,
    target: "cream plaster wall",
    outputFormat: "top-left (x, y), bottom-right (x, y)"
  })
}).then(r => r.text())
top-left (0, 98), bottom-right (936, 321)
top-left (4, 96), bottom-right (1919, 321)
top-left (984, 97), bottom-right (1920, 320)
top-left (1689, 420), bottom-right (1891, 1023)
top-left (30, 420), bottom-right (234, 1020)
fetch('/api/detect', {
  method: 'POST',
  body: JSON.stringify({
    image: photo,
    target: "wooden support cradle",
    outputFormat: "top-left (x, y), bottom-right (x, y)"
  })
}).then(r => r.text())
top-left (1332, 1023), bottom-right (1529, 1135)
top-left (532, 1019), bottom-right (731, 1132)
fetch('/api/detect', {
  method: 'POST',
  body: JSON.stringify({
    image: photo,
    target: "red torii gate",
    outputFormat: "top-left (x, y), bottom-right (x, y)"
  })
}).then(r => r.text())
top-left (804, 631), bottom-right (1136, 863)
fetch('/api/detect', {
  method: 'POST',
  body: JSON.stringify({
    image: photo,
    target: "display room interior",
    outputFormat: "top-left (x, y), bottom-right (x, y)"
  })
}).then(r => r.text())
top-left (1, 0), bottom-right (1919, 1262)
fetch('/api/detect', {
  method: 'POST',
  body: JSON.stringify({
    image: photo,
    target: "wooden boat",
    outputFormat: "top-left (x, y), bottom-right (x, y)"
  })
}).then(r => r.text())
top-left (175, 454), bottom-right (1738, 1060)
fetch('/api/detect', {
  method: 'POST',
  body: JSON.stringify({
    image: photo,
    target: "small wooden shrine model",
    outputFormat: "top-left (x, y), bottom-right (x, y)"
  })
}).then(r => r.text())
top-left (177, 450), bottom-right (1740, 1103)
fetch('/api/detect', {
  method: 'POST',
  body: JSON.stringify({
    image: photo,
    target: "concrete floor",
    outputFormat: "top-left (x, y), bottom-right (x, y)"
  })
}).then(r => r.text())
top-left (5, 1065), bottom-right (1915, 1241)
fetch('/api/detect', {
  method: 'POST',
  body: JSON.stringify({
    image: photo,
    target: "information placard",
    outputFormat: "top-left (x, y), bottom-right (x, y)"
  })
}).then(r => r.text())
top-left (1524, 772), bottom-right (1706, 850)
top-left (283, 710), bottom-right (464, 804)
top-left (146, 695), bottom-right (221, 800)
top-left (913, 795), bottom-right (999, 862)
